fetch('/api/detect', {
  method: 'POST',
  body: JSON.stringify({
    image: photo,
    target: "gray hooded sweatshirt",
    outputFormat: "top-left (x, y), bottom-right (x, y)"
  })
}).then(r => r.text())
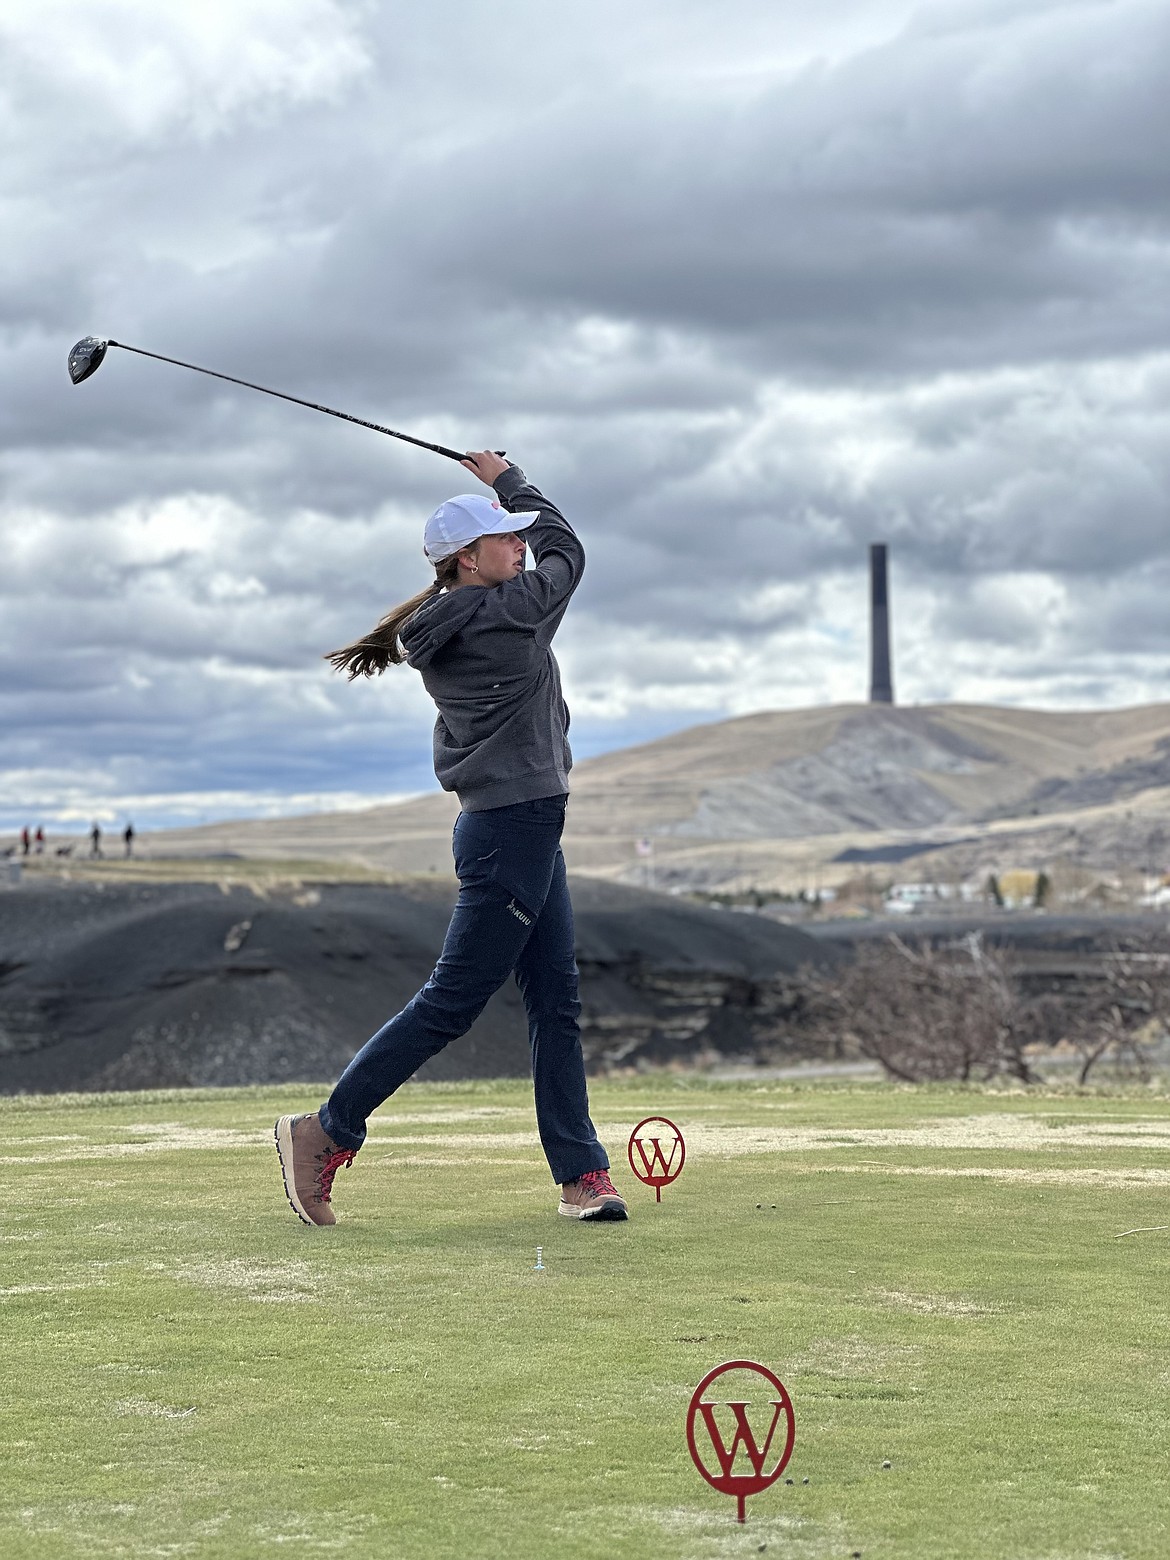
top-left (399, 464), bottom-right (583, 812)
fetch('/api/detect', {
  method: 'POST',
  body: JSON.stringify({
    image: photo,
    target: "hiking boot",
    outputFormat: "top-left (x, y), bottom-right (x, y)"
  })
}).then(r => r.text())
top-left (274, 1112), bottom-right (354, 1226)
top-left (558, 1168), bottom-right (629, 1221)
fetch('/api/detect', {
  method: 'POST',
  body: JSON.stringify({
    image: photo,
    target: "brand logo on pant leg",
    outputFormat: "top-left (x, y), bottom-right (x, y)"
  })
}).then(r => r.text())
top-left (507, 898), bottom-right (533, 926)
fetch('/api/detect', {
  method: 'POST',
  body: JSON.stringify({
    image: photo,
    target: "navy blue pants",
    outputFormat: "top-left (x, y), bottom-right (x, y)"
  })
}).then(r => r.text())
top-left (320, 794), bottom-right (609, 1185)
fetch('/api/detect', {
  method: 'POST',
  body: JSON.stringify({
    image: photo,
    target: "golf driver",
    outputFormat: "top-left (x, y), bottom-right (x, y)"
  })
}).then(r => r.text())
top-left (67, 337), bottom-right (502, 466)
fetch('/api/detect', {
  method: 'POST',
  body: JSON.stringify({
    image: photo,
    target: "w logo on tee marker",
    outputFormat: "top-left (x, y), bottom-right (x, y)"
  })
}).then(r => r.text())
top-left (627, 1115), bottom-right (686, 1201)
top-left (686, 1361), bottom-right (796, 1523)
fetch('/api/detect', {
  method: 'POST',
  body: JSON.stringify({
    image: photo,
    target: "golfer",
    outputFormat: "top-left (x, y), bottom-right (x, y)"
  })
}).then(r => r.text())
top-left (275, 452), bottom-right (628, 1226)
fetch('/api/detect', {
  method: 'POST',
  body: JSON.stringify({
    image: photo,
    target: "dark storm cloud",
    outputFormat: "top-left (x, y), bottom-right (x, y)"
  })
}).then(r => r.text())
top-left (1, 0), bottom-right (1168, 826)
top-left (388, 0), bottom-right (1170, 364)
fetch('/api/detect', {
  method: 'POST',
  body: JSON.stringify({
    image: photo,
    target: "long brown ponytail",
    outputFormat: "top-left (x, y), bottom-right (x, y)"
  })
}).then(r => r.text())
top-left (324, 546), bottom-right (473, 679)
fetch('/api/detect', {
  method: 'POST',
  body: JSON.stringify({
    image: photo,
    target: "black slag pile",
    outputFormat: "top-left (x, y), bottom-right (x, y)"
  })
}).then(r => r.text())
top-left (0, 877), bottom-right (834, 1093)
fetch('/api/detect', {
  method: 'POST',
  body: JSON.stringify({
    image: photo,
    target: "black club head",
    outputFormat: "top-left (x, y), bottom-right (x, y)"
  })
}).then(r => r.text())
top-left (68, 336), bottom-right (108, 384)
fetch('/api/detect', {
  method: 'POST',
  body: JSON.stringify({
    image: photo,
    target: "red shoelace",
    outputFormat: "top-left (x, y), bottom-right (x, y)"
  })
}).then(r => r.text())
top-left (579, 1168), bottom-right (619, 1197)
top-left (316, 1148), bottom-right (355, 1202)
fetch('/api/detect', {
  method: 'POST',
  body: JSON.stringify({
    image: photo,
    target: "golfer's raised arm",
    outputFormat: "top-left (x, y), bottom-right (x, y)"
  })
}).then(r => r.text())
top-left (463, 455), bottom-right (585, 626)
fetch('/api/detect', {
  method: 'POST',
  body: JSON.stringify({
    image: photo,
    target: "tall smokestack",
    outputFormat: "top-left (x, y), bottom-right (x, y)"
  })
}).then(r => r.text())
top-left (869, 542), bottom-right (894, 704)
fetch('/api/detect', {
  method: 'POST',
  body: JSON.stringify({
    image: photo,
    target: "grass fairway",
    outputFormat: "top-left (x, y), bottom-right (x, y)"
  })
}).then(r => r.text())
top-left (4, 1077), bottom-right (1170, 1559)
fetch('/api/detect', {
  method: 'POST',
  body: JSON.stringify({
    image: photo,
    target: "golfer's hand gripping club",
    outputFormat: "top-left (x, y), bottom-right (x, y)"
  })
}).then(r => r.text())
top-left (68, 335), bottom-right (505, 468)
top-left (461, 450), bottom-right (512, 485)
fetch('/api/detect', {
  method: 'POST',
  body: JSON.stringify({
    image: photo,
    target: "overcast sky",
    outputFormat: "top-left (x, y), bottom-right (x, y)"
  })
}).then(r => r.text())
top-left (2, 0), bottom-right (1167, 830)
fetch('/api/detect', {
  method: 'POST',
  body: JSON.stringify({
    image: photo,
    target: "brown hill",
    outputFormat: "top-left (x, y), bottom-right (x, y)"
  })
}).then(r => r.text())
top-left (142, 702), bottom-right (1170, 893)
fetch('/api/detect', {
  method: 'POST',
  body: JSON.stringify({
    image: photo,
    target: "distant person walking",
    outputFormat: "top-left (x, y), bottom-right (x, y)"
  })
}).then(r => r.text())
top-left (275, 453), bottom-right (626, 1227)
top-left (20, 826), bottom-right (29, 856)
top-left (89, 822), bottom-right (102, 859)
top-left (34, 826), bottom-right (44, 856)
top-left (123, 822), bottom-right (135, 858)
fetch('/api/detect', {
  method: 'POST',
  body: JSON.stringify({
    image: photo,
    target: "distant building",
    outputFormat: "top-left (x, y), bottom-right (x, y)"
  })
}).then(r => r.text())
top-left (884, 882), bottom-right (955, 914)
top-left (998, 869), bottom-right (1041, 908)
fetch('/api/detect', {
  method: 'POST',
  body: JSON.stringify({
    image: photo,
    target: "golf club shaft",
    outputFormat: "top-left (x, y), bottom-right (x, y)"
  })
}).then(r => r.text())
top-left (105, 340), bottom-right (482, 465)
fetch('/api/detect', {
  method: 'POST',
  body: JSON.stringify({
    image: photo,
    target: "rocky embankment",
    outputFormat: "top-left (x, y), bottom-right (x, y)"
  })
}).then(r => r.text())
top-left (0, 877), bottom-right (837, 1093)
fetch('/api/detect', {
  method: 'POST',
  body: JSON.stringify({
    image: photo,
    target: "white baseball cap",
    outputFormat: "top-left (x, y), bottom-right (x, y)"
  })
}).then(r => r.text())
top-left (423, 494), bottom-right (541, 564)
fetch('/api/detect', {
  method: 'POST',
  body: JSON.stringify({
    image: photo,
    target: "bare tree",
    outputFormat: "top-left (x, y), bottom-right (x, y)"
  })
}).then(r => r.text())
top-left (1055, 936), bottom-right (1170, 1084)
top-left (800, 933), bottom-right (1037, 1083)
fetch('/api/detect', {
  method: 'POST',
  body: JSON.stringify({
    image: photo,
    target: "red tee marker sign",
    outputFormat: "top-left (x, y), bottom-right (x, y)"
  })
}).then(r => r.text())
top-left (686, 1360), bottom-right (796, 1523)
top-left (627, 1115), bottom-right (685, 1201)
